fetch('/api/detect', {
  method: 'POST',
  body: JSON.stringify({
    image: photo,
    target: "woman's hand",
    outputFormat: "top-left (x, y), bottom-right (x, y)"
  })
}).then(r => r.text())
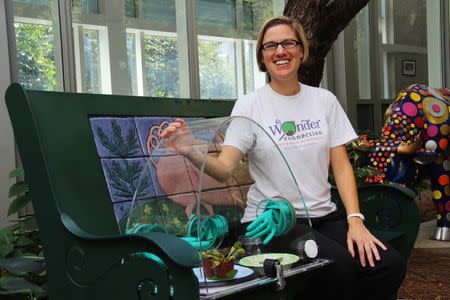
top-left (347, 218), bottom-right (387, 267)
top-left (159, 118), bottom-right (195, 156)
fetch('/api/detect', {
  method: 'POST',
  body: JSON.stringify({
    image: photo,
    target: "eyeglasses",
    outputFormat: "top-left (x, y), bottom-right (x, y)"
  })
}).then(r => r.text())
top-left (261, 39), bottom-right (301, 51)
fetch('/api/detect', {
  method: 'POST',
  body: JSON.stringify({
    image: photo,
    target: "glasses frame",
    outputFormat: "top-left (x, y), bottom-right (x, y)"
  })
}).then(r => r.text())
top-left (261, 39), bottom-right (302, 52)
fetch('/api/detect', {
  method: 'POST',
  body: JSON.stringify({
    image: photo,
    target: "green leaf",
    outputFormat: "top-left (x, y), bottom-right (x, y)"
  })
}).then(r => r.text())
top-left (20, 217), bottom-right (38, 232)
top-left (11, 249), bottom-right (24, 258)
top-left (15, 237), bottom-right (34, 247)
top-left (8, 182), bottom-right (29, 198)
top-left (0, 274), bottom-right (45, 295)
top-left (7, 195), bottom-right (32, 216)
top-left (0, 243), bottom-right (14, 258)
top-left (0, 257), bottom-right (46, 276)
top-left (8, 168), bottom-right (24, 179)
top-left (0, 225), bottom-right (19, 240)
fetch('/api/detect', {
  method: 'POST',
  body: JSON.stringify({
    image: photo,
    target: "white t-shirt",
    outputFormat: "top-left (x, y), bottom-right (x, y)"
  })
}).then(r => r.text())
top-left (223, 83), bottom-right (357, 222)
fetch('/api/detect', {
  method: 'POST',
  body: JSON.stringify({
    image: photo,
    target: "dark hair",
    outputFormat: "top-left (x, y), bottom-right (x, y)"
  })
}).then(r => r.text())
top-left (255, 16), bottom-right (309, 72)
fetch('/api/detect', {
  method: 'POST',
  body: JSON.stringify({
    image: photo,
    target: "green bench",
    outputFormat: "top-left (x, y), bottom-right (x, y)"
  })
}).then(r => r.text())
top-left (5, 83), bottom-right (420, 300)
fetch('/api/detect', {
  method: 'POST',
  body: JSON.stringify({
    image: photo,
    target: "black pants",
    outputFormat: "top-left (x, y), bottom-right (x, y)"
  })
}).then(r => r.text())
top-left (238, 212), bottom-right (406, 300)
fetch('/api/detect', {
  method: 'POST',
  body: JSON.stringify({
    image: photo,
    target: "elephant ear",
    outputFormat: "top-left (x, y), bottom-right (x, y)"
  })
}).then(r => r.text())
top-left (413, 148), bottom-right (438, 165)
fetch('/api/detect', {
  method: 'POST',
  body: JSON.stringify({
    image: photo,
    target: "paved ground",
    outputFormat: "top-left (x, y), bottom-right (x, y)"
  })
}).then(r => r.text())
top-left (397, 221), bottom-right (450, 300)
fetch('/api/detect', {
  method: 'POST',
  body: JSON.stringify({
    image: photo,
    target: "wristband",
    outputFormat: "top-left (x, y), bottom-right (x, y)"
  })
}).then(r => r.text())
top-left (347, 213), bottom-right (365, 221)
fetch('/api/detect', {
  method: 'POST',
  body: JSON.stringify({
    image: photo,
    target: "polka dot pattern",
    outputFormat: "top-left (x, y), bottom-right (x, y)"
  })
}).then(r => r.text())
top-left (370, 84), bottom-right (449, 230)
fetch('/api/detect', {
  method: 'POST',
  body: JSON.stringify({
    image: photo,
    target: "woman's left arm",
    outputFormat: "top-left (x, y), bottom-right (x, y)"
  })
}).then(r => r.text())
top-left (330, 145), bottom-right (387, 267)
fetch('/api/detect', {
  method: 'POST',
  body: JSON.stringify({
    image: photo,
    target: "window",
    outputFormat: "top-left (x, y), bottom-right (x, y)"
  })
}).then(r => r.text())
top-left (72, 0), bottom-right (99, 14)
top-left (12, 0), bottom-right (63, 91)
top-left (198, 37), bottom-right (237, 99)
top-left (143, 33), bottom-right (180, 97)
top-left (10, 0), bottom-right (285, 97)
top-left (379, 0), bottom-right (428, 99)
top-left (73, 24), bottom-right (110, 94)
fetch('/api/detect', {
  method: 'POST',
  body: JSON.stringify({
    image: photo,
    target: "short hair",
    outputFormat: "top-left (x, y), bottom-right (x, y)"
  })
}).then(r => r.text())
top-left (255, 16), bottom-right (309, 73)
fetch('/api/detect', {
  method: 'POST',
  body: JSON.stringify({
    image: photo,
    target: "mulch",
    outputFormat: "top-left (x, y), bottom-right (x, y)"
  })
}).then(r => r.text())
top-left (398, 248), bottom-right (450, 300)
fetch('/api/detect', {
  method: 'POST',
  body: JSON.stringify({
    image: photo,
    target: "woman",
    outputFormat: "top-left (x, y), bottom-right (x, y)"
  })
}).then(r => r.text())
top-left (161, 16), bottom-right (405, 300)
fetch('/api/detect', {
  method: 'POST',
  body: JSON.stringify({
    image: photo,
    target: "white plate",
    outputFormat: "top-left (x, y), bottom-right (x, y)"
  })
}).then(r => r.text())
top-left (238, 253), bottom-right (300, 271)
top-left (193, 264), bottom-right (254, 282)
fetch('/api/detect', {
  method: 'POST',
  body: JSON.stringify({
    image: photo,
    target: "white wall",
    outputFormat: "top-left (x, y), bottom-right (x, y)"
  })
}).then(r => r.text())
top-left (0, 1), bottom-right (16, 227)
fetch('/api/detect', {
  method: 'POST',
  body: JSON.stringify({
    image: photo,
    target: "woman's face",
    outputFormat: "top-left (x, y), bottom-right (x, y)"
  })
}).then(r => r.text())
top-left (261, 24), bottom-right (303, 83)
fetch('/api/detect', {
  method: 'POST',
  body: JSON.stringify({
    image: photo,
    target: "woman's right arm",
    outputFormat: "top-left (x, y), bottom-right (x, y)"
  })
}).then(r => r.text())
top-left (160, 118), bottom-right (243, 182)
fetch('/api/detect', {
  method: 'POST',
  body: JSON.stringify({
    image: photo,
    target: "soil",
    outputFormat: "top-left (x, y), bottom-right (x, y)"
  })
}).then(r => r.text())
top-left (398, 248), bottom-right (450, 300)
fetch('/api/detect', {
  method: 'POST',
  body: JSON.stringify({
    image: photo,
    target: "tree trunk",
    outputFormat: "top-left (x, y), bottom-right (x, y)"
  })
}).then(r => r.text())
top-left (283, 0), bottom-right (370, 87)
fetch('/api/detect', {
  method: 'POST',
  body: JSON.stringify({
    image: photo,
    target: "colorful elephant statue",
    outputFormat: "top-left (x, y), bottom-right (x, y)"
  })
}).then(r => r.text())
top-left (355, 84), bottom-right (450, 241)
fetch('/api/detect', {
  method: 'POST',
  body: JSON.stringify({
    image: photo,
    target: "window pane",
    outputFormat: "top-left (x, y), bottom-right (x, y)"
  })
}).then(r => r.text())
top-left (198, 38), bottom-right (237, 99)
top-left (144, 34), bottom-right (179, 97)
top-left (379, 0), bottom-right (428, 99)
top-left (143, 0), bottom-right (176, 24)
top-left (125, 0), bottom-right (136, 18)
top-left (72, 0), bottom-right (99, 15)
top-left (82, 29), bottom-right (101, 93)
top-left (126, 33), bottom-right (137, 95)
top-left (197, 0), bottom-right (236, 30)
top-left (244, 40), bottom-right (265, 93)
top-left (12, 0), bottom-right (63, 91)
top-left (355, 6), bottom-right (371, 99)
top-left (71, 0), bottom-right (181, 96)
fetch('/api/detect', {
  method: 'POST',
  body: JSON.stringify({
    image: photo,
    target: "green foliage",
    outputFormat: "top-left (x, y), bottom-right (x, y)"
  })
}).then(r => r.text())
top-left (15, 23), bottom-right (56, 91)
top-left (144, 35), bottom-right (180, 97)
top-left (198, 40), bottom-right (236, 99)
top-left (329, 134), bottom-right (384, 187)
top-left (8, 169), bottom-right (30, 217)
top-left (96, 120), bottom-right (140, 157)
top-left (82, 30), bottom-right (101, 93)
top-left (143, 35), bottom-right (238, 99)
top-left (1, 169), bottom-right (47, 299)
top-left (202, 242), bottom-right (245, 267)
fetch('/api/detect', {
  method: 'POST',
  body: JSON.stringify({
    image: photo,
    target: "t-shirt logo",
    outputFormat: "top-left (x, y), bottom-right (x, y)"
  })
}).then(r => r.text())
top-left (269, 119), bottom-right (323, 143)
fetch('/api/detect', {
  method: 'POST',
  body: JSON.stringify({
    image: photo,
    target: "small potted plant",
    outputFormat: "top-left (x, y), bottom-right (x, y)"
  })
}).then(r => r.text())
top-left (201, 243), bottom-right (245, 279)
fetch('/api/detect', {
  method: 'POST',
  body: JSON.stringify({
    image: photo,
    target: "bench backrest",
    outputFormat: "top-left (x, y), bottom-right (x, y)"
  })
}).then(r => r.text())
top-left (5, 82), bottom-right (237, 243)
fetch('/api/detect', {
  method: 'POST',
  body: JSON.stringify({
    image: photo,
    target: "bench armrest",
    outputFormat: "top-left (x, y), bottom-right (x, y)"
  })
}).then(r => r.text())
top-left (60, 213), bottom-right (200, 300)
top-left (61, 213), bottom-right (198, 267)
top-left (331, 183), bottom-right (420, 260)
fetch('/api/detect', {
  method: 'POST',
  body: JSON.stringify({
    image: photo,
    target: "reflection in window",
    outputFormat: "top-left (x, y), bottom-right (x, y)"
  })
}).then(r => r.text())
top-left (197, 0), bottom-right (236, 29)
top-left (198, 37), bottom-right (237, 99)
top-left (72, 0), bottom-right (99, 15)
top-left (15, 22), bottom-right (57, 91)
top-left (143, 0), bottom-right (176, 24)
top-left (125, 0), bottom-right (136, 18)
top-left (127, 33), bottom-right (137, 95)
top-left (244, 41), bottom-right (265, 94)
top-left (144, 34), bottom-right (179, 97)
top-left (242, 0), bottom-right (255, 30)
top-left (379, 0), bottom-right (428, 99)
top-left (83, 29), bottom-right (101, 93)
top-left (355, 6), bottom-right (371, 99)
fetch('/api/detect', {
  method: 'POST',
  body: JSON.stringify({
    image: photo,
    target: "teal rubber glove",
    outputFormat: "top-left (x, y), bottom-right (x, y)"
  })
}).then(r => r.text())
top-left (245, 209), bottom-right (280, 245)
top-left (245, 198), bottom-right (295, 245)
top-left (185, 214), bottom-right (228, 251)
